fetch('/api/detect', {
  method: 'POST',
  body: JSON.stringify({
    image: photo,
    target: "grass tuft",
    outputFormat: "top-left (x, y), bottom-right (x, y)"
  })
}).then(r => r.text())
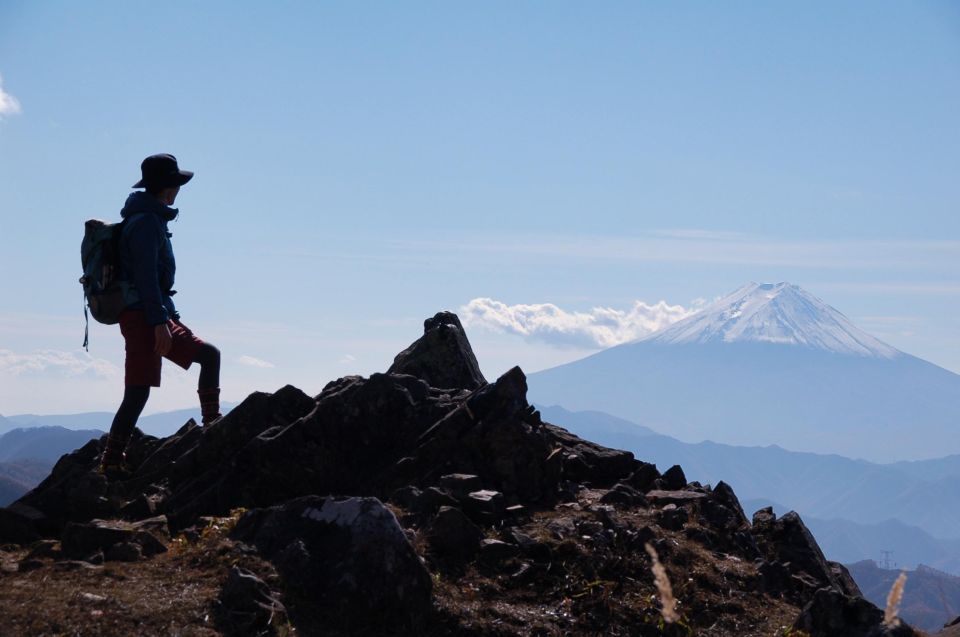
top-left (645, 542), bottom-right (679, 624)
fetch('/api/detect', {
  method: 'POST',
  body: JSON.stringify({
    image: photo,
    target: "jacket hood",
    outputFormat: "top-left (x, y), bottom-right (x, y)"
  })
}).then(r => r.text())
top-left (120, 191), bottom-right (179, 222)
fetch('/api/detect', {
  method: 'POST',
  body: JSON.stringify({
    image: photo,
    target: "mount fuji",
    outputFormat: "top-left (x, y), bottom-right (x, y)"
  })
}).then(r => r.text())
top-left (527, 282), bottom-right (960, 462)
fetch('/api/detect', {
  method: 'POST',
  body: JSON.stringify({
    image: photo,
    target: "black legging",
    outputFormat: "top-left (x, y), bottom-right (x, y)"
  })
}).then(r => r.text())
top-left (194, 342), bottom-right (221, 390)
top-left (108, 342), bottom-right (221, 442)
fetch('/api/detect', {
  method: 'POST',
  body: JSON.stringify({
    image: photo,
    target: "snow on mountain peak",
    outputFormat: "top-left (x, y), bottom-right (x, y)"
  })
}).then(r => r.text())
top-left (643, 282), bottom-right (901, 358)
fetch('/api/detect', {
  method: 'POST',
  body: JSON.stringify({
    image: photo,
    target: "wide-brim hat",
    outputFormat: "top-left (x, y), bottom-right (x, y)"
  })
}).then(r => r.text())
top-left (133, 153), bottom-right (194, 189)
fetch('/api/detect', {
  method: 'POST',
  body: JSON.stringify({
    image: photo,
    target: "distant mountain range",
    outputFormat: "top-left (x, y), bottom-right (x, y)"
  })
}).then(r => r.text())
top-left (847, 560), bottom-right (960, 632)
top-left (529, 282), bottom-right (960, 462)
top-left (538, 404), bottom-right (960, 575)
top-left (0, 427), bottom-right (105, 464)
top-left (0, 403), bottom-right (236, 438)
top-left (741, 497), bottom-right (960, 577)
top-left (0, 459), bottom-right (51, 508)
top-left (0, 426), bottom-right (107, 506)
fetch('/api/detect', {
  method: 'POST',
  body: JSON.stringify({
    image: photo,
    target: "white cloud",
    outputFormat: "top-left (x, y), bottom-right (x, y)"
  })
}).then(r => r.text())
top-left (0, 349), bottom-right (118, 378)
top-left (339, 354), bottom-right (357, 364)
top-left (461, 298), bottom-right (698, 349)
top-left (236, 355), bottom-right (275, 369)
top-left (0, 73), bottom-right (21, 118)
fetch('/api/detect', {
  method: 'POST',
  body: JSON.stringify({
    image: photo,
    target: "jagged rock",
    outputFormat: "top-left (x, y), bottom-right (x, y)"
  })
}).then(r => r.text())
top-left (0, 505), bottom-right (43, 544)
top-left (656, 504), bottom-right (689, 531)
top-left (60, 519), bottom-right (166, 561)
top-left (660, 464), bottom-right (687, 490)
top-left (429, 506), bottom-right (483, 559)
top-left (25, 539), bottom-right (59, 560)
top-left (14, 440), bottom-right (116, 531)
top-left (479, 538), bottom-right (519, 563)
top-left (217, 566), bottom-right (286, 636)
top-left (387, 311), bottom-right (486, 390)
top-left (646, 490), bottom-right (707, 504)
top-left (390, 485), bottom-right (423, 510)
top-left (542, 425), bottom-right (638, 487)
top-left (401, 368), bottom-right (563, 503)
top-left (793, 587), bottom-right (919, 637)
top-left (232, 496), bottom-right (432, 626)
top-left (421, 486), bottom-right (459, 511)
top-left (704, 481), bottom-right (750, 530)
top-left (624, 462), bottom-right (661, 492)
top-left (462, 489), bottom-right (505, 522)
top-left (61, 519), bottom-right (135, 560)
top-left (599, 482), bottom-right (644, 506)
top-left (752, 506), bottom-right (776, 530)
top-left (439, 473), bottom-right (482, 496)
top-left (753, 510), bottom-right (845, 595)
top-left (830, 561), bottom-right (863, 597)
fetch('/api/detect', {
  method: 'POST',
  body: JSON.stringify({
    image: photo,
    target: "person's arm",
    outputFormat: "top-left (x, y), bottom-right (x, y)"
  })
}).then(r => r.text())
top-left (127, 217), bottom-right (170, 327)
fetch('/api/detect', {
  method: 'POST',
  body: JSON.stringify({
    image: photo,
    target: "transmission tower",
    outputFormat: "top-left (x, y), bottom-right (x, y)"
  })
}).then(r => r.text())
top-left (880, 550), bottom-right (894, 570)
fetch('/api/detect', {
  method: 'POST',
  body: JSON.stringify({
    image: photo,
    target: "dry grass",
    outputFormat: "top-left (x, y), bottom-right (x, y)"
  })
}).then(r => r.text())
top-left (645, 542), bottom-right (679, 624)
top-left (884, 571), bottom-right (908, 627)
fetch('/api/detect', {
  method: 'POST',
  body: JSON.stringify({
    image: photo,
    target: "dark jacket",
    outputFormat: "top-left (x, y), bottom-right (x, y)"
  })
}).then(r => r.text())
top-left (119, 192), bottom-right (179, 326)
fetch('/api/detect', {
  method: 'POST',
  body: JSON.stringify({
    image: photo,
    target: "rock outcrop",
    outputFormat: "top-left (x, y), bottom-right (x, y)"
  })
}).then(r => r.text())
top-left (0, 311), bottom-right (930, 636)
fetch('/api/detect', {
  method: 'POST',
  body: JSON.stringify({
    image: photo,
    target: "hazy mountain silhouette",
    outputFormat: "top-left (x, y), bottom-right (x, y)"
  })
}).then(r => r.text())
top-left (2, 404), bottom-right (237, 438)
top-left (529, 282), bottom-right (960, 462)
top-left (0, 427), bottom-right (106, 464)
top-left (538, 404), bottom-right (960, 567)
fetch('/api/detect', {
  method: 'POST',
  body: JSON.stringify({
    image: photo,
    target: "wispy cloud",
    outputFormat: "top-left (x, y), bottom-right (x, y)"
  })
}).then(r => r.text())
top-left (0, 349), bottom-right (118, 378)
top-left (461, 298), bottom-right (698, 349)
top-left (0, 73), bottom-right (21, 119)
top-left (339, 354), bottom-right (357, 364)
top-left (382, 233), bottom-right (960, 272)
top-left (236, 355), bottom-right (275, 369)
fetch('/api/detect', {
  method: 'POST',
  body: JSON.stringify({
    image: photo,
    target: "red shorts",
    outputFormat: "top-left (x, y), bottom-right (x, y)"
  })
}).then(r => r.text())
top-left (119, 310), bottom-right (205, 387)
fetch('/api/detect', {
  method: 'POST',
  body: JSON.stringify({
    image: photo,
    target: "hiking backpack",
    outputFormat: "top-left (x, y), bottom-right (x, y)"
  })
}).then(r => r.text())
top-left (79, 218), bottom-right (134, 349)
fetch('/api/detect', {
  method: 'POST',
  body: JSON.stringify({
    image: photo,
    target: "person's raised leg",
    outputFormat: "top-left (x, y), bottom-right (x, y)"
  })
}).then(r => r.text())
top-left (194, 342), bottom-right (221, 425)
top-left (100, 385), bottom-right (150, 478)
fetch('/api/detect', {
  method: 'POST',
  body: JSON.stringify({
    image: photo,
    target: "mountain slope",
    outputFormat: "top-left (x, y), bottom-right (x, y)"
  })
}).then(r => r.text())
top-left (529, 283), bottom-right (960, 462)
top-left (847, 560), bottom-right (960, 632)
top-left (0, 427), bottom-right (105, 463)
top-left (0, 459), bottom-right (51, 507)
top-left (3, 404), bottom-right (236, 438)
top-left (647, 282), bottom-right (900, 357)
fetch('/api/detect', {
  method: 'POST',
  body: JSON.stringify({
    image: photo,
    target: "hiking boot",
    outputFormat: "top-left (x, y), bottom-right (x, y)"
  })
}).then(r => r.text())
top-left (98, 461), bottom-right (133, 482)
top-left (198, 387), bottom-right (222, 426)
top-left (98, 433), bottom-right (131, 481)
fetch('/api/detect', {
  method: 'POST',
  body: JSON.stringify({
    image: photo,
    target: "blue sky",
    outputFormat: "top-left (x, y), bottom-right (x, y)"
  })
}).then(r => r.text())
top-left (0, 1), bottom-right (958, 414)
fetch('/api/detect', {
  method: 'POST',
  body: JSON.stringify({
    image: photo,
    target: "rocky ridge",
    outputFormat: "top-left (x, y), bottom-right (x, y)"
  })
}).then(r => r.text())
top-left (0, 311), bottom-right (947, 636)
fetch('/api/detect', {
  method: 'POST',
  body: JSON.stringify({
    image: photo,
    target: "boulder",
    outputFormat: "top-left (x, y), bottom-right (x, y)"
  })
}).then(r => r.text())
top-left (217, 566), bottom-right (286, 636)
top-left (61, 519), bottom-right (136, 560)
top-left (656, 504), bottom-right (689, 531)
top-left (429, 506), bottom-right (483, 559)
top-left (624, 462), bottom-right (661, 492)
top-left (0, 505), bottom-right (43, 545)
top-left (387, 311), bottom-right (487, 391)
top-left (232, 496), bottom-right (432, 627)
top-left (599, 482), bottom-right (644, 506)
top-left (479, 538), bottom-right (519, 563)
top-left (462, 489), bottom-right (505, 522)
top-left (660, 465), bottom-right (687, 490)
top-left (439, 473), bottom-right (483, 496)
top-left (793, 587), bottom-right (919, 637)
top-left (542, 425), bottom-right (638, 487)
top-left (752, 510), bottom-right (845, 594)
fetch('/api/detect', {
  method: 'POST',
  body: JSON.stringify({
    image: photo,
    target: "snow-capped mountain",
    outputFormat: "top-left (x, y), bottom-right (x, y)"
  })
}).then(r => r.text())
top-left (645, 282), bottom-right (900, 358)
top-left (528, 282), bottom-right (960, 462)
